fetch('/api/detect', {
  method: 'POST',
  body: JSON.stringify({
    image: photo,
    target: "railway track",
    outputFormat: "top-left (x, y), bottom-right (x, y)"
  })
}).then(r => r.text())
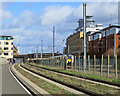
top-left (28, 63), bottom-right (120, 88)
top-left (20, 63), bottom-right (120, 95)
top-left (18, 64), bottom-right (88, 96)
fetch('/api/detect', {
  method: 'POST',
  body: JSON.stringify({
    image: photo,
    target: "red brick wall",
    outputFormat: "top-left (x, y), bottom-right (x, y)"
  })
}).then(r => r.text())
top-left (89, 34), bottom-right (120, 57)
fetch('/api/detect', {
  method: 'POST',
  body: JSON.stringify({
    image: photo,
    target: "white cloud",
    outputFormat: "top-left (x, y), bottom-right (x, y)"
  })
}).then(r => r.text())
top-left (2, 2), bottom-right (118, 54)
top-left (2, 9), bottom-right (12, 20)
top-left (0, 5), bottom-right (12, 21)
top-left (41, 5), bottom-right (73, 25)
top-left (86, 2), bottom-right (118, 25)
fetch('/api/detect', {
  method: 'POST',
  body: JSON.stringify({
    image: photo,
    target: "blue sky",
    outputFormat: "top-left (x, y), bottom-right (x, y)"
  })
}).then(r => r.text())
top-left (1, 2), bottom-right (118, 54)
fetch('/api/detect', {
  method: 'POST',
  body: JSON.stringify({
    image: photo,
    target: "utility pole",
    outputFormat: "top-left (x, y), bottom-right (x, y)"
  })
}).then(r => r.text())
top-left (53, 26), bottom-right (55, 57)
top-left (34, 47), bottom-right (35, 59)
top-left (41, 40), bottom-right (43, 59)
top-left (36, 45), bottom-right (38, 59)
top-left (83, 3), bottom-right (87, 70)
top-left (114, 28), bottom-right (116, 65)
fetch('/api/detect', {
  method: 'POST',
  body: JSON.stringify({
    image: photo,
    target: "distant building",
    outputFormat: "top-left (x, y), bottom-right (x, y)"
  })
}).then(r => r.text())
top-left (0, 35), bottom-right (14, 59)
top-left (65, 16), bottom-right (103, 56)
top-left (28, 53), bottom-right (62, 59)
top-left (13, 45), bottom-right (20, 55)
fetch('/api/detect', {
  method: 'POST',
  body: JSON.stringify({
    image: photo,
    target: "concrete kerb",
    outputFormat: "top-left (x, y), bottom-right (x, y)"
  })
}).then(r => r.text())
top-left (11, 64), bottom-right (51, 96)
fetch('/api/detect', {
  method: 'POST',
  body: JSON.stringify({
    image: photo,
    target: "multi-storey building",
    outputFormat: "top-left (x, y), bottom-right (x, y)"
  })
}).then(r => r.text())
top-left (0, 35), bottom-right (14, 59)
top-left (65, 16), bottom-right (103, 56)
top-left (89, 25), bottom-right (120, 57)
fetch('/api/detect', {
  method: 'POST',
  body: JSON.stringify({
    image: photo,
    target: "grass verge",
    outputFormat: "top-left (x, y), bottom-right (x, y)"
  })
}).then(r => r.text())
top-left (14, 63), bottom-right (74, 95)
top-left (23, 63), bottom-right (120, 95)
top-left (29, 63), bottom-right (120, 84)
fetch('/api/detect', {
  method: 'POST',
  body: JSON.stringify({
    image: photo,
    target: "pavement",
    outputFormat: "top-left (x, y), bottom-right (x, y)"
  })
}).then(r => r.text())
top-left (0, 64), bottom-right (2, 96)
top-left (2, 64), bottom-right (28, 95)
top-left (11, 64), bottom-right (51, 96)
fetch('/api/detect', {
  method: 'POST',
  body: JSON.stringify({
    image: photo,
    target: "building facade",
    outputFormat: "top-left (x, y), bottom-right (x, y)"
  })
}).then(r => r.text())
top-left (89, 25), bottom-right (120, 57)
top-left (65, 16), bottom-right (103, 56)
top-left (0, 35), bottom-right (14, 59)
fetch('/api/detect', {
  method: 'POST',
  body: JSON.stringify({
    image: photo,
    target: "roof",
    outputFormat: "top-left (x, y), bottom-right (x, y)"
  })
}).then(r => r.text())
top-left (13, 45), bottom-right (18, 51)
top-left (89, 25), bottom-right (120, 36)
top-left (102, 25), bottom-right (120, 31)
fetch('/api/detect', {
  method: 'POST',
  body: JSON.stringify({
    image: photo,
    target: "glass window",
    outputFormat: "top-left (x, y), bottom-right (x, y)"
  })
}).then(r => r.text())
top-left (11, 52), bottom-right (13, 56)
top-left (68, 56), bottom-right (71, 59)
top-left (7, 37), bottom-right (11, 40)
top-left (119, 45), bottom-right (120, 48)
top-left (4, 42), bottom-right (9, 45)
top-left (0, 42), bottom-right (1, 45)
top-left (3, 37), bottom-right (7, 40)
top-left (118, 31), bottom-right (120, 35)
top-left (119, 38), bottom-right (120, 40)
top-left (11, 47), bottom-right (13, 50)
top-left (4, 47), bottom-right (8, 50)
top-left (11, 42), bottom-right (13, 45)
top-left (0, 37), bottom-right (2, 40)
top-left (0, 53), bottom-right (2, 55)
top-left (4, 53), bottom-right (8, 55)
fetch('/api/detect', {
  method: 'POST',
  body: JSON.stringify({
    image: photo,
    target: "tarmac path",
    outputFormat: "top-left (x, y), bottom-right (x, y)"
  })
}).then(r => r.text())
top-left (2, 64), bottom-right (29, 95)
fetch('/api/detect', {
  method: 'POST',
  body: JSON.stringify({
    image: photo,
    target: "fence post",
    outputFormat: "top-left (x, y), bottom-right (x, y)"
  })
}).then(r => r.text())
top-left (101, 55), bottom-right (103, 76)
top-left (83, 56), bottom-right (85, 72)
top-left (71, 56), bottom-right (73, 70)
top-left (79, 55), bottom-right (80, 71)
top-left (75, 56), bottom-right (76, 70)
top-left (62, 56), bottom-right (64, 69)
top-left (115, 55), bottom-right (118, 79)
top-left (107, 54), bottom-right (110, 77)
top-left (60, 57), bottom-right (62, 68)
top-left (88, 55), bottom-right (90, 74)
top-left (94, 55), bottom-right (96, 74)
top-left (64, 56), bottom-right (67, 70)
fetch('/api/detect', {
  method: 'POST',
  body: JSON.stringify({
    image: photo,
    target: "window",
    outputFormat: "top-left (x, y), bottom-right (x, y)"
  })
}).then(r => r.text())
top-left (4, 47), bottom-right (8, 50)
top-left (11, 52), bottom-right (13, 56)
top-left (118, 31), bottom-right (120, 35)
top-left (7, 37), bottom-right (11, 40)
top-left (11, 42), bottom-right (13, 45)
top-left (4, 53), bottom-right (8, 55)
top-left (119, 38), bottom-right (120, 40)
top-left (4, 42), bottom-right (9, 45)
top-left (0, 37), bottom-right (2, 40)
top-left (0, 42), bottom-right (1, 45)
top-left (11, 47), bottom-right (13, 50)
top-left (119, 45), bottom-right (120, 48)
top-left (0, 37), bottom-right (11, 40)
top-left (0, 53), bottom-right (1, 55)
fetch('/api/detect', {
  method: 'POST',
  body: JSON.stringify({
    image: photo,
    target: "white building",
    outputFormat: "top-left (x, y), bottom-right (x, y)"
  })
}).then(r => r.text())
top-left (0, 35), bottom-right (14, 59)
top-left (75, 16), bottom-right (103, 34)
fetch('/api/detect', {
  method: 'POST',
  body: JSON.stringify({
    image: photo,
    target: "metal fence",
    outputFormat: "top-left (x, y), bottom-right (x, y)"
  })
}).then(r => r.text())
top-left (33, 55), bottom-right (120, 79)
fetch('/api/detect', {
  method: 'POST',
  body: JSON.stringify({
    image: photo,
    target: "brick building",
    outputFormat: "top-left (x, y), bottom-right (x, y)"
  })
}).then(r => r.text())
top-left (89, 25), bottom-right (120, 57)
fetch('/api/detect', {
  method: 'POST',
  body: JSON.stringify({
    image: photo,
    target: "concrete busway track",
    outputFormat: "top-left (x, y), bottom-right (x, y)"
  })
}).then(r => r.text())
top-left (11, 64), bottom-right (51, 96)
top-left (28, 63), bottom-right (120, 89)
top-left (20, 63), bottom-right (113, 96)
top-left (18, 64), bottom-right (89, 96)
top-left (2, 64), bottom-right (30, 95)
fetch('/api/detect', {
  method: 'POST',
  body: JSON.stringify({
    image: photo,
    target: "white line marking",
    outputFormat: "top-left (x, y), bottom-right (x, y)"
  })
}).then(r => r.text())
top-left (8, 65), bottom-right (32, 96)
